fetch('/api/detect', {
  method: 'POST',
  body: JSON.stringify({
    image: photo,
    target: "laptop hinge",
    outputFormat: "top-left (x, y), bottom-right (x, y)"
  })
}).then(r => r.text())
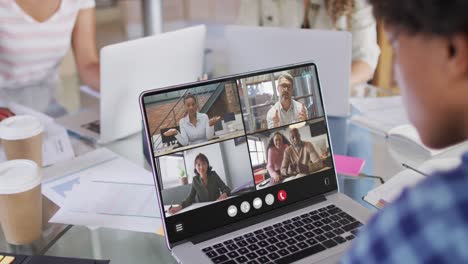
top-left (189, 194), bottom-right (327, 245)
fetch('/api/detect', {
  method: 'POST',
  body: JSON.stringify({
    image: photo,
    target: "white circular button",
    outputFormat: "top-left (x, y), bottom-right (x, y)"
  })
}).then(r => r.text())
top-left (265, 194), bottom-right (274, 205)
top-left (253, 198), bottom-right (262, 209)
top-left (227, 205), bottom-right (238, 217)
top-left (240, 201), bottom-right (251, 213)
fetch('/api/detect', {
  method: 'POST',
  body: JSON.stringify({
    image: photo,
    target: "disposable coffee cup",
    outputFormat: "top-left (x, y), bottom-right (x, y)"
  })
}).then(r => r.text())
top-left (0, 160), bottom-right (42, 245)
top-left (0, 115), bottom-right (44, 166)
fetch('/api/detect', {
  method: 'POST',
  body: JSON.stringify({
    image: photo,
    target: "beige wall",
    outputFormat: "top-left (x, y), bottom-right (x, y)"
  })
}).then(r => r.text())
top-left (163, 0), bottom-right (240, 23)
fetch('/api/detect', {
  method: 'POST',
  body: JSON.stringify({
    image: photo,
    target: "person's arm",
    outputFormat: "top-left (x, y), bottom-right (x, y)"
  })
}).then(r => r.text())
top-left (296, 101), bottom-right (308, 121)
top-left (266, 149), bottom-right (278, 179)
top-left (72, 7), bottom-right (100, 91)
top-left (204, 114), bottom-right (215, 140)
top-left (280, 149), bottom-right (292, 176)
top-left (351, 60), bottom-right (374, 87)
top-left (213, 171), bottom-right (231, 196)
top-left (266, 107), bottom-right (276, 129)
top-left (180, 184), bottom-right (197, 208)
top-left (174, 121), bottom-right (190, 146)
top-left (341, 187), bottom-right (428, 264)
top-left (349, 0), bottom-right (381, 87)
top-left (308, 142), bottom-right (322, 162)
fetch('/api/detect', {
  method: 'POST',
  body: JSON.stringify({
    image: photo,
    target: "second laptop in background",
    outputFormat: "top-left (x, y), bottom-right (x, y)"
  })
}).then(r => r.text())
top-left (57, 25), bottom-right (206, 144)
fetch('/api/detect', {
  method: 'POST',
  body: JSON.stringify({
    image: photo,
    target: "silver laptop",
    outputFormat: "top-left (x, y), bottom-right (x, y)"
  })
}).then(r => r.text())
top-left (140, 62), bottom-right (371, 264)
top-left (57, 25), bottom-right (206, 144)
top-left (225, 26), bottom-right (352, 118)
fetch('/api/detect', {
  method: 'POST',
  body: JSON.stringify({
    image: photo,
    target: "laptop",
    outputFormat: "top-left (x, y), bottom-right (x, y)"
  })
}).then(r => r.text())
top-left (57, 25), bottom-right (206, 144)
top-left (140, 62), bottom-right (371, 264)
top-left (225, 26), bottom-right (351, 117)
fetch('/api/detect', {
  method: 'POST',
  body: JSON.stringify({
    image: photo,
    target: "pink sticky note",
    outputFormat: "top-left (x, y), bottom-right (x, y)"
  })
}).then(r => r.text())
top-left (333, 154), bottom-right (366, 176)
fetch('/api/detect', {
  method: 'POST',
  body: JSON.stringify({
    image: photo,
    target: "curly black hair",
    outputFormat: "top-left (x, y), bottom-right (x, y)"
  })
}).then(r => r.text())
top-left (369, 0), bottom-right (468, 36)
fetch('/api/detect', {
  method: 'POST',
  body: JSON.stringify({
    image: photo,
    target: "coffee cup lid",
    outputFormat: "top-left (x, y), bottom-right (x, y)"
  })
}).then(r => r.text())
top-left (0, 160), bottom-right (41, 194)
top-left (0, 115), bottom-right (44, 140)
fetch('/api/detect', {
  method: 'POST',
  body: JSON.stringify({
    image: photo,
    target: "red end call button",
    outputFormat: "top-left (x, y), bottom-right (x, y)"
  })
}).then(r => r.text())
top-left (277, 190), bottom-right (287, 202)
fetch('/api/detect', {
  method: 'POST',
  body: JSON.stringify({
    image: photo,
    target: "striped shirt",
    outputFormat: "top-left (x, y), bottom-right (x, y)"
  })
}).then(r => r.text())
top-left (0, 0), bottom-right (95, 109)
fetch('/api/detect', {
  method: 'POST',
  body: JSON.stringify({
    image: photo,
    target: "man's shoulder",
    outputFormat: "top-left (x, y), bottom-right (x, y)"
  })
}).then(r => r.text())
top-left (344, 165), bottom-right (468, 263)
top-left (283, 145), bottom-right (293, 154)
top-left (365, 163), bottom-right (468, 236)
top-left (392, 165), bottom-right (468, 214)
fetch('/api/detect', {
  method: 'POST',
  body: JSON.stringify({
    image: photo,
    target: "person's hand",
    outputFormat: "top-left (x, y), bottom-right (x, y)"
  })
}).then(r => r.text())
top-left (163, 128), bottom-right (178, 137)
top-left (273, 110), bottom-right (280, 127)
top-left (217, 192), bottom-right (228, 201)
top-left (168, 205), bottom-right (182, 215)
top-left (298, 163), bottom-right (309, 174)
top-left (271, 173), bottom-right (282, 184)
top-left (208, 116), bottom-right (221, 126)
top-left (298, 103), bottom-right (307, 121)
top-left (0, 107), bottom-right (14, 121)
top-left (197, 73), bottom-right (208, 81)
top-left (290, 162), bottom-right (298, 174)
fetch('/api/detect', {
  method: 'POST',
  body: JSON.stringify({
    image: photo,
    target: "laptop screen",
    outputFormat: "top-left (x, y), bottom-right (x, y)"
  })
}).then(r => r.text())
top-left (141, 62), bottom-right (337, 244)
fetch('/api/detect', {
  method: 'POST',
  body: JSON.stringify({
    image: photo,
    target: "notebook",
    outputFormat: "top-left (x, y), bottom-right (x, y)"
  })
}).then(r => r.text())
top-left (363, 158), bottom-right (462, 209)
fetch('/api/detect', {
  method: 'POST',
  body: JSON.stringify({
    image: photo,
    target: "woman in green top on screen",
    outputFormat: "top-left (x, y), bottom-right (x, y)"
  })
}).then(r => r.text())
top-left (168, 153), bottom-right (231, 215)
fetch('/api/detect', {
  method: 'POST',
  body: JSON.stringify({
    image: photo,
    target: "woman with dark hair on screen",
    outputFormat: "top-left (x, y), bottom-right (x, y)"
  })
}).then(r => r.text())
top-left (266, 131), bottom-right (290, 184)
top-left (168, 153), bottom-right (231, 215)
top-left (164, 93), bottom-right (221, 146)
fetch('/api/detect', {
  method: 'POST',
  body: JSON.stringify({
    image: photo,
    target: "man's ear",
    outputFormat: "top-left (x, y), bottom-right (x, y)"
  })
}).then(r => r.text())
top-left (447, 34), bottom-right (468, 78)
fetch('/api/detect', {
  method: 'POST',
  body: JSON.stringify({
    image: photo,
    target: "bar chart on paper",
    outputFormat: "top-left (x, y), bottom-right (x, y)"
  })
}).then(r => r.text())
top-left (46, 148), bottom-right (163, 233)
top-left (65, 180), bottom-right (160, 218)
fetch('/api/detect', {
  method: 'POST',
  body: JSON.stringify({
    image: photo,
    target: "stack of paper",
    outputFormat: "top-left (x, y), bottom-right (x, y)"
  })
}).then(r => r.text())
top-left (350, 97), bottom-right (451, 161)
top-left (43, 148), bottom-right (163, 234)
top-left (350, 96), bottom-right (409, 135)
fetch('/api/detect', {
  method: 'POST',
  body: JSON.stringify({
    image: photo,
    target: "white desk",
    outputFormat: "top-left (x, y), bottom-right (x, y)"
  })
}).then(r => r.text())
top-left (154, 130), bottom-right (245, 157)
top-left (163, 201), bottom-right (217, 216)
top-left (256, 166), bottom-right (333, 190)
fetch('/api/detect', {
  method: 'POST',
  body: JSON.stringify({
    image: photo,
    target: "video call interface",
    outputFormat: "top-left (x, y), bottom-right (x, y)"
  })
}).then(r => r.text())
top-left (143, 65), bottom-right (332, 219)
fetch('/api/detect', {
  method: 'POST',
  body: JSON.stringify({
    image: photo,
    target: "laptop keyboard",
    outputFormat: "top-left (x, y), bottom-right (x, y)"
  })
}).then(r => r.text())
top-left (202, 205), bottom-right (362, 264)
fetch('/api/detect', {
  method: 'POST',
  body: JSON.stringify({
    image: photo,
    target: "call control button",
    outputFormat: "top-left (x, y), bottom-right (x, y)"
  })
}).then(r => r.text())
top-left (253, 198), bottom-right (262, 209)
top-left (227, 205), bottom-right (238, 217)
top-left (240, 201), bottom-right (251, 213)
top-left (265, 194), bottom-right (275, 205)
top-left (278, 190), bottom-right (287, 202)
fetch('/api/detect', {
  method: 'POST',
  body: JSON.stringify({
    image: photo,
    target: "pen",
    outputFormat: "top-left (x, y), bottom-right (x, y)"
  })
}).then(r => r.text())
top-left (167, 200), bottom-right (174, 212)
top-left (402, 163), bottom-right (429, 177)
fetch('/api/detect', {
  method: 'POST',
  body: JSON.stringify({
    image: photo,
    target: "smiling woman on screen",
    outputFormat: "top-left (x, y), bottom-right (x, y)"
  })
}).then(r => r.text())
top-left (168, 153), bottom-right (231, 215)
